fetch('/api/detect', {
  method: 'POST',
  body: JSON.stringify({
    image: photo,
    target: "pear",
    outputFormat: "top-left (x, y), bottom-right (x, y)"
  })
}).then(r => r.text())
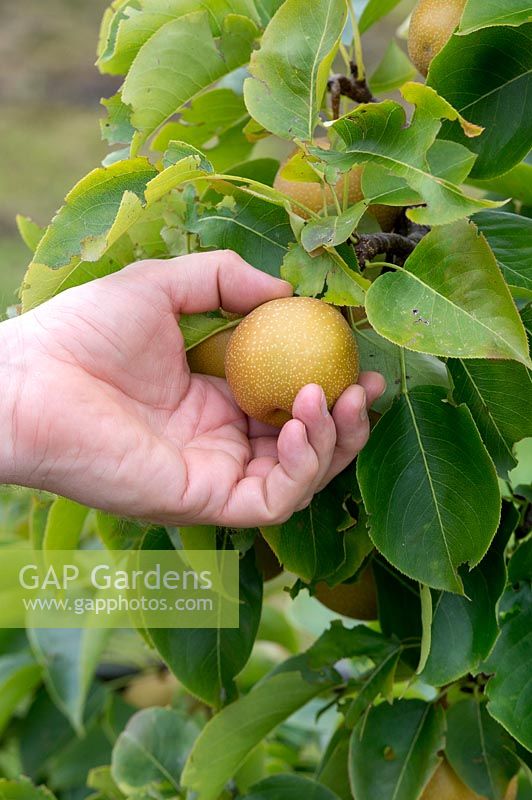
top-left (408, 0), bottom-right (466, 77)
top-left (254, 535), bottom-right (283, 581)
top-left (187, 327), bottom-right (235, 379)
top-left (315, 564), bottom-right (377, 620)
top-left (123, 669), bottom-right (178, 709)
top-left (225, 296), bottom-right (359, 427)
top-left (273, 138), bottom-right (399, 231)
top-left (421, 760), bottom-right (518, 800)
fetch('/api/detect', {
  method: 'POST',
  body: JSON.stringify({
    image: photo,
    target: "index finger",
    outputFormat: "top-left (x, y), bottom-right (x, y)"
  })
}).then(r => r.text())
top-left (127, 250), bottom-right (293, 315)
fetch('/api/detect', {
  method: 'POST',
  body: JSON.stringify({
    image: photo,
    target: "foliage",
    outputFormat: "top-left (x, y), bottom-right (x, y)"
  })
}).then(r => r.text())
top-left (1, 0), bottom-right (531, 799)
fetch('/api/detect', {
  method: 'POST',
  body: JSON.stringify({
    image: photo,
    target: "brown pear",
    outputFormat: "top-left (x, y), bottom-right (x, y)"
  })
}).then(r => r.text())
top-left (187, 327), bottom-right (235, 379)
top-left (408, 0), bottom-right (467, 77)
top-left (421, 760), bottom-right (518, 800)
top-left (315, 564), bottom-right (377, 620)
top-left (225, 296), bottom-right (359, 427)
top-left (273, 138), bottom-right (399, 231)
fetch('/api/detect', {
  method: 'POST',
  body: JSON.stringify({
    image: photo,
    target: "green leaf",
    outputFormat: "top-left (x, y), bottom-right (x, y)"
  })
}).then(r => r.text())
top-left (372, 558), bottom-right (422, 667)
top-left (100, 93), bottom-right (136, 147)
top-left (0, 778), bottom-right (56, 800)
top-left (344, 648), bottom-right (401, 728)
top-left (358, 0), bottom-right (404, 33)
top-left (369, 41), bottom-right (417, 95)
top-left (242, 774), bottom-right (341, 799)
top-left (87, 766), bottom-right (125, 800)
top-left (420, 503), bottom-right (517, 686)
top-left (473, 211), bottom-right (532, 294)
top-left (111, 707), bottom-right (200, 794)
top-left (448, 359), bottom-right (532, 477)
top-left (508, 537), bottom-right (532, 585)
top-left (324, 85), bottom-right (500, 226)
top-left (179, 313), bottom-right (236, 351)
top-left (151, 87), bottom-right (249, 153)
top-left (163, 141), bottom-right (213, 172)
top-left (0, 652), bottom-right (41, 737)
top-left (27, 629), bottom-right (109, 734)
top-left (98, 0), bottom-right (260, 76)
top-left (16, 215), bottom-right (45, 253)
top-left (356, 328), bottom-right (449, 414)
top-left (357, 385), bottom-right (501, 593)
top-left (122, 11), bottom-right (257, 145)
top-left (300, 203), bottom-right (367, 253)
top-left (243, 0), bottom-right (347, 141)
top-left (445, 699), bottom-right (520, 799)
top-left (42, 498), bottom-right (91, 551)
top-left (316, 726), bottom-right (352, 800)
top-left (428, 24), bottom-right (532, 179)
top-left (483, 591), bottom-right (532, 750)
top-left (460, 0), bottom-right (532, 34)
top-left (365, 221), bottom-right (531, 367)
top-left (467, 162), bottom-right (532, 206)
top-left (190, 191), bottom-right (294, 275)
top-left (261, 472), bottom-right (363, 583)
top-left (281, 244), bottom-right (368, 306)
top-left (148, 548), bottom-right (262, 708)
top-left (28, 158), bottom-right (156, 271)
top-left (182, 670), bottom-right (335, 800)
top-left (349, 700), bottom-right (445, 800)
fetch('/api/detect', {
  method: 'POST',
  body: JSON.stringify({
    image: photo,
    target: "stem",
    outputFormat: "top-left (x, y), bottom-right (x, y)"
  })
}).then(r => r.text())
top-left (349, 4), bottom-right (365, 81)
top-left (331, 184), bottom-right (343, 215)
top-left (365, 261), bottom-right (401, 270)
top-left (219, 173), bottom-right (320, 220)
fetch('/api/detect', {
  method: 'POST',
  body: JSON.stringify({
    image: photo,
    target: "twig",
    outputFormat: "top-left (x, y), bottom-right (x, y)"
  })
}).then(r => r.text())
top-left (352, 222), bottom-right (430, 267)
top-left (328, 61), bottom-right (378, 119)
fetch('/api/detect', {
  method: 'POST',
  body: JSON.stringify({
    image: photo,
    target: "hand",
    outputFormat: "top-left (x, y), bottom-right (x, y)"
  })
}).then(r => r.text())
top-left (2, 251), bottom-right (385, 526)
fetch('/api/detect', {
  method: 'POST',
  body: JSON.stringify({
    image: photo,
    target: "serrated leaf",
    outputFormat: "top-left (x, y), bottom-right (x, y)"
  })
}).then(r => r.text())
top-left (27, 629), bottom-right (109, 734)
top-left (163, 141), bottom-right (213, 172)
top-left (356, 328), bottom-right (449, 413)
top-left (0, 778), bottom-right (57, 800)
top-left (29, 159), bottom-right (156, 271)
top-left (98, 0), bottom-right (260, 76)
top-left (122, 11), bottom-right (257, 145)
top-left (446, 699), bottom-right (520, 799)
top-left (467, 161), bottom-right (532, 206)
top-left (111, 707), bottom-right (200, 793)
top-left (473, 211), bottom-right (532, 293)
top-left (369, 40), bottom-right (417, 95)
top-left (244, 0), bottom-right (347, 141)
top-left (190, 190), bottom-right (294, 275)
top-left (365, 221), bottom-right (531, 367)
top-left (349, 700), bottom-right (445, 800)
top-left (281, 243), bottom-right (368, 306)
top-left (182, 670), bottom-right (335, 800)
top-left (420, 504), bottom-right (517, 686)
top-left (242, 774), bottom-right (341, 800)
top-left (322, 85), bottom-right (499, 226)
top-left (483, 591), bottom-right (532, 751)
top-left (344, 648), bottom-right (401, 728)
top-left (300, 203), bottom-right (366, 253)
top-left (448, 359), bottom-right (532, 477)
top-left (100, 93), bottom-right (136, 147)
top-left (357, 385), bottom-right (501, 593)
top-left (459, 0), bottom-right (532, 35)
top-left (428, 24), bottom-right (532, 179)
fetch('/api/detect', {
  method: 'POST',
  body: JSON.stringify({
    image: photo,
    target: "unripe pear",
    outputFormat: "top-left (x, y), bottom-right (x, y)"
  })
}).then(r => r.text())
top-left (254, 534), bottom-right (283, 581)
top-left (123, 669), bottom-right (178, 709)
top-left (187, 327), bottom-right (235, 379)
top-left (315, 564), bottom-right (377, 620)
top-left (225, 297), bottom-right (359, 428)
top-left (421, 760), bottom-right (518, 800)
top-left (408, 0), bottom-right (466, 77)
top-left (273, 138), bottom-right (399, 231)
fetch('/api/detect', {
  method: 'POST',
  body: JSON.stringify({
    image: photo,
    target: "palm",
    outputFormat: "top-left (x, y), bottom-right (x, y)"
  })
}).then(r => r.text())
top-left (13, 254), bottom-right (383, 526)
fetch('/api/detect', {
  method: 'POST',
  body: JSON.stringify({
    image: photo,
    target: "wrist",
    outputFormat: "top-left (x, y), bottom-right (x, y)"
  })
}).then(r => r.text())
top-left (0, 317), bottom-right (29, 484)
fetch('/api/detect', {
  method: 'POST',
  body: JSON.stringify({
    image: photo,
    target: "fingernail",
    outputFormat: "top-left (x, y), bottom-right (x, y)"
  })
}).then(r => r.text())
top-left (359, 390), bottom-right (367, 421)
top-left (320, 390), bottom-right (329, 417)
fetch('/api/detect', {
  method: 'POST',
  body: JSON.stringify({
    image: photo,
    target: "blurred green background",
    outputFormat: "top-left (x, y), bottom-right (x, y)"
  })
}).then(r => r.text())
top-left (0, 0), bottom-right (120, 313)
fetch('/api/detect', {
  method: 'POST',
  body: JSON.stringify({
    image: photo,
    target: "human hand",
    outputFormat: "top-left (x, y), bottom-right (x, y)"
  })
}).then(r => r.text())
top-left (1, 251), bottom-right (385, 526)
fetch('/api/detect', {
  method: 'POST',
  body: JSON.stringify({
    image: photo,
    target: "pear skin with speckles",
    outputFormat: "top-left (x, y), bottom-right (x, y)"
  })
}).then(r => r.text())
top-left (408, 0), bottom-right (466, 77)
top-left (187, 327), bottom-right (235, 379)
top-left (225, 297), bottom-right (359, 427)
top-left (421, 760), bottom-right (518, 800)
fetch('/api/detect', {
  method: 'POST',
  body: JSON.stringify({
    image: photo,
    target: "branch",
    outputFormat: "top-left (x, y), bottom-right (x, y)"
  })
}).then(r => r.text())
top-left (352, 221), bottom-right (430, 266)
top-left (327, 61), bottom-right (378, 118)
